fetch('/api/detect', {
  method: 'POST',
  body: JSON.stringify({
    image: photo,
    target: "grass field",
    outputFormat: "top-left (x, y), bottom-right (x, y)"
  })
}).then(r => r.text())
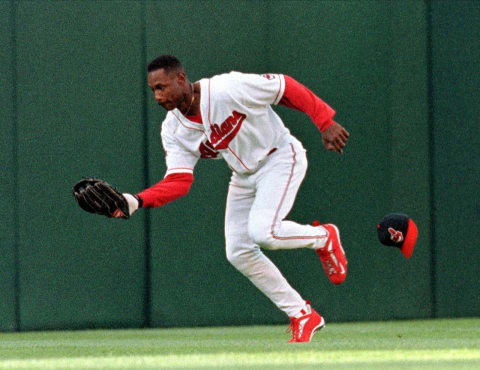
top-left (0, 318), bottom-right (478, 369)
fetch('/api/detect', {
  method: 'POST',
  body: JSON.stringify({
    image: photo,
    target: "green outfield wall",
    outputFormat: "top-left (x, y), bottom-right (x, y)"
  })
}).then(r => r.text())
top-left (0, 0), bottom-right (478, 331)
top-left (430, 0), bottom-right (480, 317)
top-left (0, 0), bottom-right (17, 331)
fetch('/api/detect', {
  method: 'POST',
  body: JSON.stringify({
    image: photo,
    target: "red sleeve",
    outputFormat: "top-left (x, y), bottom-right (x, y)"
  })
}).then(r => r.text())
top-left (279, 75), bottom-right (336, 132)
top-left (137, 173), bottom-right (193, 208)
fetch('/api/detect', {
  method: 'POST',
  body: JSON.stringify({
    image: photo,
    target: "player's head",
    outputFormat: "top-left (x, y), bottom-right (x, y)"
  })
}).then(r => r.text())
top-left (147, 55), bottom-right (190, 111)
top-left (147, 55), bottom-right (183, 74)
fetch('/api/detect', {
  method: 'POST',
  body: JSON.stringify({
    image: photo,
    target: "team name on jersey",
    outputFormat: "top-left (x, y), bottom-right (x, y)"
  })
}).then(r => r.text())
top-left (199, 140), bottom-right (219, 159)
top-left (209, 111), bottom-right (246, 149)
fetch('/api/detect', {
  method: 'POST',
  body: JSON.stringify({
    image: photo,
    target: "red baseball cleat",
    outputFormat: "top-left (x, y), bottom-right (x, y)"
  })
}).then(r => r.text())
top-left (288, 301), bottom-right (325, 343)
top-left (315, 223), bottom-right (347, 285)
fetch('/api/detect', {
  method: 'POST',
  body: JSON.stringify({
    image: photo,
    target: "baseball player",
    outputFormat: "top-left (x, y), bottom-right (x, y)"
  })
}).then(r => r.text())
top-left (74, 55), bottom-right (349, 342)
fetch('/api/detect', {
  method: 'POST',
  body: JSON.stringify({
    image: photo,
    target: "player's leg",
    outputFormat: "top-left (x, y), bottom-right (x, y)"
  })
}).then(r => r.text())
top-left (247, 138), bottom-right (328, 250)
top-left (247, 137), bottom-right (347, 285)
top-left (225, 175), bottom-right (326, 341)
top-left (224, 177), bottom-right (306, 317)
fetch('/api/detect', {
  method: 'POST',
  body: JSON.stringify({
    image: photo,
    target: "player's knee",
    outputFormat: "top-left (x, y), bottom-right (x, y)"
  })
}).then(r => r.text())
top-left (225, 247), bottom-right (240, 267)
top-left (226, 244), bottom-right (253, 271)
top-left (226, 237), bottom-right (245, 267)
top-left (248, 222), bottom-right (276, 250)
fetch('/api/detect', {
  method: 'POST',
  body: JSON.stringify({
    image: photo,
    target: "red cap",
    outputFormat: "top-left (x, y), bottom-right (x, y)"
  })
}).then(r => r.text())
top-left (377, 213), bottom-right (419, 259)
top-left (401, 219), bottom-right (418, 258)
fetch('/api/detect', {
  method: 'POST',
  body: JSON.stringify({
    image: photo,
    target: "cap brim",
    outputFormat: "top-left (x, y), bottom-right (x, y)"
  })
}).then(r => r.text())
top-left (401, 219), bottom-right (418, 258)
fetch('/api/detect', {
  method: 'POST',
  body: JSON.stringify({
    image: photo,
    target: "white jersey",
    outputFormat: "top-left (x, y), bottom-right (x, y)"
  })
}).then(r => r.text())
top-left (161, 72), bottom-right (292, 176)
top-left (155, 71), bottom-right (341, 321)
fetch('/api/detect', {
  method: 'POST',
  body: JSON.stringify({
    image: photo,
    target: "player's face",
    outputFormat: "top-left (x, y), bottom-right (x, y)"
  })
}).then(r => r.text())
top-left (148, 68), bottom-right (186, 111)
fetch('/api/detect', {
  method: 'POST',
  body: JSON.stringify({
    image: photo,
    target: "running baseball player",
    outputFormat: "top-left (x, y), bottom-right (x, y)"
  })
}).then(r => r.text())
top-left (73, 55), bottom-right (349, 342)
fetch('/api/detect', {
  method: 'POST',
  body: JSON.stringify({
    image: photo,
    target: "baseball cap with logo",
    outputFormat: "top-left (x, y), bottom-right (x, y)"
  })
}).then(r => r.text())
top-left (377, 213), bottom-right (418, 259)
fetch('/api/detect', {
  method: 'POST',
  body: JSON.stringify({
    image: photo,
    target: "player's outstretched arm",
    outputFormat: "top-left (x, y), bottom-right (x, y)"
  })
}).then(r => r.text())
top-left (136, 173), bottom-right (194, 208)
top-left (72, 178), bottom-right (140, 219)
top-left (321, 121), bottom-right (350, 154)
top-left (73, 173), bottom-right (193, 219)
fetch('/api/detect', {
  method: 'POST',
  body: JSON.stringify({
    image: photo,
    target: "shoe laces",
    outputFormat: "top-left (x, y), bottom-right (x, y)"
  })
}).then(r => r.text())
top-left (287, 318), bottom-right (299, 338)
top-left (325, 260), bottom-right (336, 275)
top-left (288, 302), bottom-right (311, 339)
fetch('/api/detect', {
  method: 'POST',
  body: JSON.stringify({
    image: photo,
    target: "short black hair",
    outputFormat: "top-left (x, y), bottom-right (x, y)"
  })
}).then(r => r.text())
top-left (147, 55), bottom-right (183, 73)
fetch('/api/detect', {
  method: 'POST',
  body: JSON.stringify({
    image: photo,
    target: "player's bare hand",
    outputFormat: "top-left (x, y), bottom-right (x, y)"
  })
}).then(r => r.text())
top-left (321, 121), bottom-right (349, 154)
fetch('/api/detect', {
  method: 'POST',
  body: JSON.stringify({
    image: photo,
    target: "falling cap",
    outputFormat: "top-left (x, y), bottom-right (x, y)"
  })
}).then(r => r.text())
top-left (377, 213), bottom-right (418, 259)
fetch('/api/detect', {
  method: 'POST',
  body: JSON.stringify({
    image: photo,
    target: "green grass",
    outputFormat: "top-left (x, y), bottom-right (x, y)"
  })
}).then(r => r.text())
top-left (0, 318), bottom-right (479, 369)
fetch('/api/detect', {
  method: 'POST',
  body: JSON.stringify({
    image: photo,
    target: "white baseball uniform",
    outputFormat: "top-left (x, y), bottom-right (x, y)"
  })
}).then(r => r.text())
top-left (159, 72), bottom-right (331, 317)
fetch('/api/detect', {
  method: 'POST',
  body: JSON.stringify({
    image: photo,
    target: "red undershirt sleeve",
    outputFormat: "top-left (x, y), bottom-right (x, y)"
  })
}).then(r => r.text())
top-left (136, 173), bottom-right (194, 208)
top-left (279, 75), bottom-right (336, 132)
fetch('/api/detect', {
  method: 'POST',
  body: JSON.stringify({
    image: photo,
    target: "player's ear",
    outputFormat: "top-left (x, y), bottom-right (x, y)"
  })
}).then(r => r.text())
top-left (175, 71), bottom-right (186, 84)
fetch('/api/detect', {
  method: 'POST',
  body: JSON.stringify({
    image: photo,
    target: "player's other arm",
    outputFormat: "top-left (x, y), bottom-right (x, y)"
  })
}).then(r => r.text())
top-left (279, 75), bottom-right (350, 154)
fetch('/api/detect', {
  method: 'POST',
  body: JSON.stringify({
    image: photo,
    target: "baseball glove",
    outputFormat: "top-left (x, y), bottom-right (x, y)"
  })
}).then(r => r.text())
top-left (72, 178), bottom-right (130, 219)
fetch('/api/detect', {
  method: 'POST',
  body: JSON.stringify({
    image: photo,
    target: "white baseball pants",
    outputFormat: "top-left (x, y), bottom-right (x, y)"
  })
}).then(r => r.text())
top-left (224, 136), bottom-right (328, 317)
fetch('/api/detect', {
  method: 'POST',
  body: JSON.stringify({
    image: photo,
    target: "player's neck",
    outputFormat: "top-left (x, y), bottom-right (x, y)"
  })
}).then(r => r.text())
top-left (187, 82), bottom-right (201, 116)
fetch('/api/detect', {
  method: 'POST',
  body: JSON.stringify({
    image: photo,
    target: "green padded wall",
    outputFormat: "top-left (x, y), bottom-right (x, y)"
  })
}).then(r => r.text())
top-left (2, 0), bottom-right (478, 331)
top-left (14, 0), bottom-right (147, 330)
top-left (0, 0), bottom-right (17, 332)
top-left (430, 0), bottom-right (480, 317)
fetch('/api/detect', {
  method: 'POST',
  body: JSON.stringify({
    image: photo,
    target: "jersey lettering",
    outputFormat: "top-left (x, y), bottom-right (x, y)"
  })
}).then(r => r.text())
top-left (199, 140), bottom-right (219, 159)
top-left (209, 111), bottom-right (246, 150)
